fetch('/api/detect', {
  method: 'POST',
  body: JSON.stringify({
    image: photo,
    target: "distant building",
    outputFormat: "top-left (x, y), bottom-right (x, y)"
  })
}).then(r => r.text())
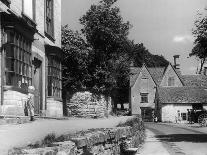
top-left (0, 0), bottom-right (63, 117)
top-left (130, 62), bottom-right (207, 123)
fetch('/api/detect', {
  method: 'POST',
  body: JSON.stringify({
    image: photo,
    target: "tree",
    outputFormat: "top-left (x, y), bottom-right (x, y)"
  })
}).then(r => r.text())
top-left (129, 42), bottom-right (168, 67)
top-left (79, 0), bottom-right (131, 104)
top-left (61, 25), bottom-right (92, 94)
top-left (190, 9), bottom-right (207, 74)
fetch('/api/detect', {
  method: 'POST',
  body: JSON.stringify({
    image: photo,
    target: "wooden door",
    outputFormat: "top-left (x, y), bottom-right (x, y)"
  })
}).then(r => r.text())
top-left (33, 58), bottom-right (42, 115)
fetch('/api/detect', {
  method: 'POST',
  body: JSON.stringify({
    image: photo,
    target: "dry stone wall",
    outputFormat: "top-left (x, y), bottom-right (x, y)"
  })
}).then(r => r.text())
top-left (67, 92), bottom-right (112, 118)
top-left (9, 116), bottom-right (145, 155)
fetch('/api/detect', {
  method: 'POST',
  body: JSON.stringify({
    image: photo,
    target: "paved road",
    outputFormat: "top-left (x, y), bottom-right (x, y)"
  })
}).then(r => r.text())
top-left (140, 122), bottom-right (207, 155)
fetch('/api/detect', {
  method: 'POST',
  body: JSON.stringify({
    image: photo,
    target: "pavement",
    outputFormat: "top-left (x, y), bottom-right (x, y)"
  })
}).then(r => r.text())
top-left (0, 116), bottom-right (133, 155)
top-left (137, 129), bottom-right (170, 155)
top-left (142, 122), bottom-right (207, 155)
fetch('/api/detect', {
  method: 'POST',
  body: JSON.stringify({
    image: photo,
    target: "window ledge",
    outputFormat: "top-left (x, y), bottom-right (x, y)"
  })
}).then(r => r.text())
top-left (47, 96), bottom-right (62, 102)
top-left (45, 32), bottom-right (55, 42)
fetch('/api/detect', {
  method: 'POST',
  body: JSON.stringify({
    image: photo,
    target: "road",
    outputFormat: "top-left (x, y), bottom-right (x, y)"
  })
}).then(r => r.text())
top-left (138, 122), bottom-right (207, 155)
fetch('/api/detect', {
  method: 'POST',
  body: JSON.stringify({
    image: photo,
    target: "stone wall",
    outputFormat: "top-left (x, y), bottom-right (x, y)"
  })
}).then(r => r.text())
top-left (9, 116), bottom-right (144, 155)
top-left (0, 90), bottom-right (28, 116)
top-left (67, 92), bottom-right (112, 118)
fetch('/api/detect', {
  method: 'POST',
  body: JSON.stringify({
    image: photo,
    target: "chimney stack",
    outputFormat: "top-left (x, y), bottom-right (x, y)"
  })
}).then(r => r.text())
top-left (173, 55), bottom-right (180, 69)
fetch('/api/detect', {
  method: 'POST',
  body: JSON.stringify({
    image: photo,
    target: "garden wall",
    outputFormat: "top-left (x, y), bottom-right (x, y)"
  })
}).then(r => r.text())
top-left (67, 92), bottom-right (112, 118)
top-left (9, 116), bottom-right (145, 155)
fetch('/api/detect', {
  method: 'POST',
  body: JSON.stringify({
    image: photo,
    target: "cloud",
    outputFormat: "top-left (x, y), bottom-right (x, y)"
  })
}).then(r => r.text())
top-left (173, 35), bottom-right (194, 43)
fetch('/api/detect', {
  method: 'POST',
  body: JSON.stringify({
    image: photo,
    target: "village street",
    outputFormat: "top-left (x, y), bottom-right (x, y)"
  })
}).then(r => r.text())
top-left (138, 122), bottom-right (207, 155)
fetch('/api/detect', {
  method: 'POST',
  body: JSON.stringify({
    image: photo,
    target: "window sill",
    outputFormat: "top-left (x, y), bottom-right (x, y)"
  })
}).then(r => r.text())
top-left (45, 32), bottom-right (55, 43)
top-left (3, 86), bottom-right (28, 94)
top-left (47, 96), bottom-right (62, 102)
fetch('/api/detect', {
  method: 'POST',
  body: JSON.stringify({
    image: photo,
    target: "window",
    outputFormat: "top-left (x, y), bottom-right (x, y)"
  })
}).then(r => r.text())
top-left (23, 0), bottom-right (35, 20)
top-left (45, 0), bottom-right (54, 37)
top-left (168, 77), bottom-right (175, 86)
top-left (140, 93), bottom-right (148, 103)
top-left (48, 56), bottom-right (62, 98)
top-left (4, 29), bottom-right (32, 88)
top-left (181, 113), bottom-right (187, 121)
top-left (141, 78), bottom-right (148, 92)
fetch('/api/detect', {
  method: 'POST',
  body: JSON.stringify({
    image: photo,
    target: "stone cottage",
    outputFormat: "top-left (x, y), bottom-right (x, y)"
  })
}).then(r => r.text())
top-left (130, 60), bottom-right (207, 123)
top-left (0, 0), bottom-right (63, 117)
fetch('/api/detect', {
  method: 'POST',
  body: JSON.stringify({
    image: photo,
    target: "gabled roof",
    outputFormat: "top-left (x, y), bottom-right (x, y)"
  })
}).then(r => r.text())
top-left (130, 67), bottom-right (141, 87)
top-left (147, 67), bottom-right (165, 85)
top-left (181, 75), bottom-right (207, 88)
top-left (130, 66), bottom-right (166, 87)
top-left (158, 87), bottom-right (207, 104)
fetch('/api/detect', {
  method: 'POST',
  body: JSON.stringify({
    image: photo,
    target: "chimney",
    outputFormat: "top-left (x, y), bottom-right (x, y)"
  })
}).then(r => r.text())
top-left (173, 55), bottom-right (180, 69)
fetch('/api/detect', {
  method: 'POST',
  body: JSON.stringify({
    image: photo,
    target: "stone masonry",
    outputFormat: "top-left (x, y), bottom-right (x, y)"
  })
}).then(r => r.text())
top-left (67, 92), bottom-right (112, 118)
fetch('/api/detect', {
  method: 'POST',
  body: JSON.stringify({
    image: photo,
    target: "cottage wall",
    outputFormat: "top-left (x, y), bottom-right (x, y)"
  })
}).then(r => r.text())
top-left (160, 65), bottom-right (183, 87)
top-left (0, 0), bottom-right (63, 117)
top-left (131, 66), bottom-right (156, 115)
top-left (162, 104), bottom-right (191, 122)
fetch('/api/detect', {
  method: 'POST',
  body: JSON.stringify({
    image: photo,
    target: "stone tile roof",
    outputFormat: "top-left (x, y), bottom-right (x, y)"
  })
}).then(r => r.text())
top-left (181, 75), bottom-right (207, 88)
top-left (158, 87), bottom-right (207, 104)
top-left (148, 67), bottom-right (165, 85)
top-left (130, 67), bottom-right (166, 87)
top-left (130, 67), bottom-right (141, 87)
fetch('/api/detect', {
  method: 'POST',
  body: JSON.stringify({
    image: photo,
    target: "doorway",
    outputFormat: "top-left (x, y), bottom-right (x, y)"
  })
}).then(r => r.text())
top-left (32, 57), bottom-right (43, 115)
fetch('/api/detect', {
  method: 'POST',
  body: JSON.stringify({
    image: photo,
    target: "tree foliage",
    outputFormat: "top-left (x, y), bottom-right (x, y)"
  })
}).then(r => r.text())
top-left (129, 42), bottom-right (168, 67)
top-left (79, 0), bottom-right (131, 97)
top-left (61, 25), bottom-right (92, 93)
top-left (190, 9), bottom-right (207, 74)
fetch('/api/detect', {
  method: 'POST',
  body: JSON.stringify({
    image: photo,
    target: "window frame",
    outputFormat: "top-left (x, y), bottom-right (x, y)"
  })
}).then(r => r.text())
top-left (181, 113), bottom-right (187, 121)
top-left (4, 29), bottom-right (32, 91)
top-left (22, 0), bottom-right (36, 21)
top-left (140, 93), bottom-right (148, 103)
top-left (168, 77), bottom-right (175, 86)
top-left (45, 0), bottom-right (54, 40)
top-left (47, 56), bottom-right (62, 99)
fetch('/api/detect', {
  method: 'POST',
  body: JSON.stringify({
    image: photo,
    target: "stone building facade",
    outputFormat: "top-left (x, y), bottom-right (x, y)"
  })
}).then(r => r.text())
top-left (130, 63), bottom-right (207, 123)
top-left (0, 0), bottom-right (63, 117)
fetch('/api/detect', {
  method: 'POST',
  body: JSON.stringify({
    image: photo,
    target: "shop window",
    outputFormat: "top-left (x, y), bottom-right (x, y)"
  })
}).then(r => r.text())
top-left (23, 0), bottom-right (35, 20)
top-left (47, 56), bottom-right (62, 98)
top-left (140, 93), bottom-right (148, 103)
top-left (168, 77), bottom-right (175, 86)
top-left (181, 113), bottom-right (187, 121)
top-left (45, 0), bottom-right (54, 37)
top-left (4, 30), bottom-right (32, 88)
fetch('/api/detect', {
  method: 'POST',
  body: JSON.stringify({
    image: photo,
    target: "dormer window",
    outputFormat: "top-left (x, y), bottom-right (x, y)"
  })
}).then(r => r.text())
top-left (23, 0), bottom-right (35, 20)
top-left (168, 77), bottom-right (175, 86)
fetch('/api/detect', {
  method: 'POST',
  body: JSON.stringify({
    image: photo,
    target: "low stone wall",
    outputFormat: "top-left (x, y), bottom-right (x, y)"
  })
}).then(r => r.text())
top-left (1, 90), bottom-right (28, 116)
top-left (9, 116), bottom-right (144, 155)
top-left (67, 92), bottom-right (112, 118)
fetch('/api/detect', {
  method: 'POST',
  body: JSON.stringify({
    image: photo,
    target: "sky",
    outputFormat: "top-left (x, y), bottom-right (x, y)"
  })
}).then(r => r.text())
top-left (62, 0), bottom-right (207, 75)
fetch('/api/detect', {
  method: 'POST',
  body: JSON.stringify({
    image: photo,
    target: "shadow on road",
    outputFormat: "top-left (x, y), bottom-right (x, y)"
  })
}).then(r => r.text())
top-left (156, 134), bottom-right (207, 143)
